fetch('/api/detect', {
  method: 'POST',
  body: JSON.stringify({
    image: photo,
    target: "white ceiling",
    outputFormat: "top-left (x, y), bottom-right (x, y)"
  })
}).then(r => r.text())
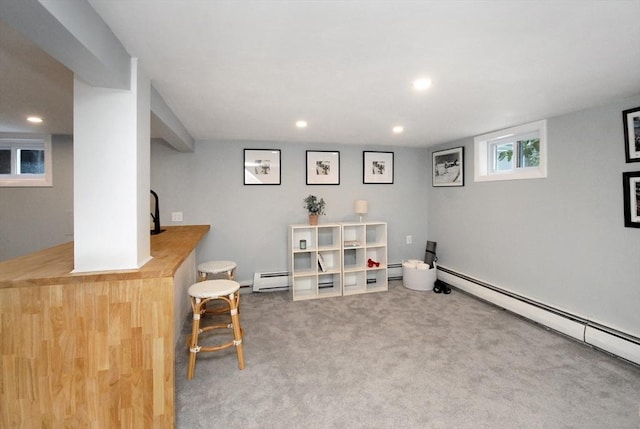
top-left (2, 1), bottom-right (640, 147)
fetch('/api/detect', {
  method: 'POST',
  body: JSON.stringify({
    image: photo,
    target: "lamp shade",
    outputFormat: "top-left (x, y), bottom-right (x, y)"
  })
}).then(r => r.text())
top-left (354, 199), bottom-right (368, 215)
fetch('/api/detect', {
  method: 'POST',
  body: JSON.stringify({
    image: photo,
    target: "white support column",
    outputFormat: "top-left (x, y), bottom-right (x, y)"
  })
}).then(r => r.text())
top-left (73, 58), bottom-right (151, 272)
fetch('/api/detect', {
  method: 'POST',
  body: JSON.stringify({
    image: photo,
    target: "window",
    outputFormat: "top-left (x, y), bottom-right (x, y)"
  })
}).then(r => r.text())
top-left (474, 119), bottom-right (547, 182)
top-left (0, 133), bottom-right (52, 187)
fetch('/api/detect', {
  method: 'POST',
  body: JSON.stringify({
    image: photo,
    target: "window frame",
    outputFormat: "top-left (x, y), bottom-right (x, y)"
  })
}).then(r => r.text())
top-left (0, 133), bottom-right (53, 187)
top-left (474, 119), bottom-right (547, 182)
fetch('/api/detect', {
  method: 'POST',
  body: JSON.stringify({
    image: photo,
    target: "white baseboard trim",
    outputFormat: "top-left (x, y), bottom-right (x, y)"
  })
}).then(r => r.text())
top-left (437, 266), bottom-right (640, 366)
top-left (584, 325), bottom-right (640, 365)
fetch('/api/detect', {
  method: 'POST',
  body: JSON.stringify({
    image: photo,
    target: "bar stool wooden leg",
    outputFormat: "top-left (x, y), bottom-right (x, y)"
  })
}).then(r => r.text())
top-left (187, 297), bottom-right (205, 380)
top-left (229, 291), bottom-right (245, 369)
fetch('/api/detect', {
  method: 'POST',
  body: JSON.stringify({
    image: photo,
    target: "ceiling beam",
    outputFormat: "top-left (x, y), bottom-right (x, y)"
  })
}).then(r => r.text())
top-left (0, 0), bottom-right (131, 89)
top-left (150, 86), bottom-right (194, 152)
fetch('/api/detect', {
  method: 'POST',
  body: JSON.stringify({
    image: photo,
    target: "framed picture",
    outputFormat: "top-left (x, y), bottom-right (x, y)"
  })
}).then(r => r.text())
top-left (306, 150), bottom-right (340, 185)
top-left (622, 171), bottom-right (640, 228)
top-left (623, 107), bottom-right (640, 163)
top-left (432, 146), bottom-right (464, 187)
top-left (244, 149), bottom-right (281, 185)
top-left (363, 151), bottom-right (394, 184)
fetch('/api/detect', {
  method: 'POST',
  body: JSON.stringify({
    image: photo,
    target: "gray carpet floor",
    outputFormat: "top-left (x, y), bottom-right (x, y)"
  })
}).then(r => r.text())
top-left (175, 281), bottom-right (640, 428)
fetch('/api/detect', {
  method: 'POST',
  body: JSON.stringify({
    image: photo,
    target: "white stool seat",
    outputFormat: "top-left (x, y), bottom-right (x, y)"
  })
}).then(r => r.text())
top-left (197, 260), bottom-right (236, 275)
top-left (197, 260), bottom-right (237, 282)
top-left (188, 279), bottom-right (240, 299)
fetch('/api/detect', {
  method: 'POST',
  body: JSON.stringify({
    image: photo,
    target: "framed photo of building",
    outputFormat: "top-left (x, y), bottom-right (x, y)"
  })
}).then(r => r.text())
top-left (623, 107), bottom-right (640, 163)
top-left (306, 150), bottom-right (340, 185)
top-left (432, 146), bottom-right (464, 187)
top-left (363, 151), bottom-right (394, 184)
top-left (623, 171), bottom-right (640, 228)
top-left (244, 149), bottom-right (281, 185)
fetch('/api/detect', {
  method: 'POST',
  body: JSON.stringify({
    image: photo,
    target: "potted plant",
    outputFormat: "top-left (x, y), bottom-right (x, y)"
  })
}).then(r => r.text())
top-left (303, 195), bottom-right (325, 225)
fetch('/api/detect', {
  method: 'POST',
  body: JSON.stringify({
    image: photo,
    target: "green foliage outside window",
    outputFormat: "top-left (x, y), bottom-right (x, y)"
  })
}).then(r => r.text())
top-left (497, 138), bottom-right (540, 167)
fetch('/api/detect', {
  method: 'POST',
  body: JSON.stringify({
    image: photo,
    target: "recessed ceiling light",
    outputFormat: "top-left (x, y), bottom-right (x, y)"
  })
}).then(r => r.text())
top-left (412, 78), bottom-right (432, 91)
top-left (392, 126), bottom-right (404, 134)
top-left (296, 120), bottom-right (307, 129)
top-left (27, 116), bottom-right (43, 123)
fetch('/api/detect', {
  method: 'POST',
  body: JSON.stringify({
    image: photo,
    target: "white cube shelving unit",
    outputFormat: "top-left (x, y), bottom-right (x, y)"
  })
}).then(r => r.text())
top-left (342, 222), bottom-right (388, 296)
top-left (289, 224), bottom-right (343, 301)
top-left (289, 222), bottom-right (387, 301)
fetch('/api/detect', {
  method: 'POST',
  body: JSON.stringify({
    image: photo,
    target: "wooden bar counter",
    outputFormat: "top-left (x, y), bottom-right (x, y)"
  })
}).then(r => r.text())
top-left (0, 225), bottom-right (209, 428)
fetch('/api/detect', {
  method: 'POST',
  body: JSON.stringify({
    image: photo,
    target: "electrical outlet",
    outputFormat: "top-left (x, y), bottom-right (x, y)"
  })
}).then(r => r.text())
top-left (171, 211), bottom-right (183, 222)
top-left (406, 235), bottom-right (412, 244)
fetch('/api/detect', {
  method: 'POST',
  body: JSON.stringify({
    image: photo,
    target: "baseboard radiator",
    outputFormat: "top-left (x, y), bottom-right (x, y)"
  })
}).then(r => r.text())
top-left (252, 271), bottom-right (290, 292)
top-left (437, 266), bottom-right (640, 366)
top-left (253, 262), bottom-right (404, 293)
top-left (388, 262), bottom-right (403, 281)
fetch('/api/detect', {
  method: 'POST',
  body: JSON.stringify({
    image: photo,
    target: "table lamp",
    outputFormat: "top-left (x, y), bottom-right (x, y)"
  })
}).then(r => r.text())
top-left (354, 199), bottom-right (368, 222)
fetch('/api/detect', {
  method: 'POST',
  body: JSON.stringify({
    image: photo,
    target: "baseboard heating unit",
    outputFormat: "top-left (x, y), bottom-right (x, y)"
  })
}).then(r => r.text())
top-left (437, 265), bottom-right (640, 366)
top-left (253, 263), bottom-right (404, 293)
top-left (252, 271), bottom-right (290, 292)
top-left (387, 262), bottom-right (403, 281)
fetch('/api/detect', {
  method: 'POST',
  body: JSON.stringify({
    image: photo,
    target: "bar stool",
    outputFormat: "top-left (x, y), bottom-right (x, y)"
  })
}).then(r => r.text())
top-left (187, 279), bottom-right (245, 379)
top-left (197, 260), bottom-right (237, 281)
top-left (197, 260), bottom-right (238, 316)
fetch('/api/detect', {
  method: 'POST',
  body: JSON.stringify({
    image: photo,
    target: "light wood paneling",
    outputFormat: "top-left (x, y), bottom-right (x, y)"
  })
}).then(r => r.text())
top-left (0, 225), bottom-right (209, 428)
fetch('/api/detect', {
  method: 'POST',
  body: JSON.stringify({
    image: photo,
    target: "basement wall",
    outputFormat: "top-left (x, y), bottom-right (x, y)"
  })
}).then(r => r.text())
top-left (0, 134), bottom-right (73, 261)
top-left (150, 141), bottom-right (431, 284)
top-left (427, 95), bottom-right (640, 338)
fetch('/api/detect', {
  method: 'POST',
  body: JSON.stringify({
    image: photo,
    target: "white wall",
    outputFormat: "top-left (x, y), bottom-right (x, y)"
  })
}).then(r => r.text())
top-left (150, 141), bottom-right (430, 284)
top-left (0, 136), bottom-right (430, 275)
top-left (3, 95), bottom-right (637, 342)
top-left (0, 134), bottom-right (73, 261)
top-left (427, 95), bottom-right (640, 337)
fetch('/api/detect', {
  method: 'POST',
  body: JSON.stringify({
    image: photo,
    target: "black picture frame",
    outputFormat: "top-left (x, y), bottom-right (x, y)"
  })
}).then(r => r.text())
top-left (306, 150), bottom-right (340, 185)
top-left (243, 149), bottom-right (281, 185)
top-left (363, 151), bottom-right (394, 184)
top-left (432, 146), bottom-right (464, 187)
top-left (623, 171), bottom-right (640, 228)
top-left (623, 107), bottom-right (640, 163)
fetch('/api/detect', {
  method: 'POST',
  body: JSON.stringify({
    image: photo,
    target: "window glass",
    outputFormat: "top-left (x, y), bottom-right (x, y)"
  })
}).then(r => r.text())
top-left (491, 142), bottom-right (513, 172)
top-left (18, 149), bottom-right (45, 174)
top-left (0, 149), bottom-right (10, 174)
top-left (517, 138), bottom-right (540, 168)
